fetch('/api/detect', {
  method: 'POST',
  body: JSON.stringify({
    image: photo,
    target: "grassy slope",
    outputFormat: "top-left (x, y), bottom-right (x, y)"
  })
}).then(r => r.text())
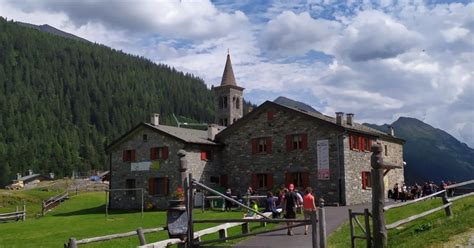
top-left (328, 196), bottom-right (474, 248)
top-left (0, 191), bottom-right (274, 247)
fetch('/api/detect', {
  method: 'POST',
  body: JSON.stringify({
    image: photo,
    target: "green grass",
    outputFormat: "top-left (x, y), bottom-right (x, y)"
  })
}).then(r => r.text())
top-left (0, 188), bottom-right (63, 217)
top-left (328, 196), bottom-right (474, 248)
top-left (0, 191), bottom-right (274, 247)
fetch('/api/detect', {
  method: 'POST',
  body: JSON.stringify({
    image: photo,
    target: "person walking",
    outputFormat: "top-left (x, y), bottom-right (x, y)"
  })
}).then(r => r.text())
top-left (303, 187), bottom-right (317, 235)
top-left (224, 188), bottom-right (233, 212)
top-left (283, 184), bottom-right (298, 235)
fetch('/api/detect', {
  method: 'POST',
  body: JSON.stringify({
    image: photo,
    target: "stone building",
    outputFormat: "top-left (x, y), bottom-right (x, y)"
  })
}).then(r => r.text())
top-left (106, 54), bottom-right (405, 209)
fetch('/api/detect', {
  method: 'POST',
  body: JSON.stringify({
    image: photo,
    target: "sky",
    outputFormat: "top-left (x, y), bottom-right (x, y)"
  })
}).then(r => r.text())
top-left (0, 0), bottom-right (473, 147)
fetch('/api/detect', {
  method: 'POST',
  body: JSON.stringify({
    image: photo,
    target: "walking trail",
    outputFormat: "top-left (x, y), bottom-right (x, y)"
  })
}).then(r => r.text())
top-left (234, 203), bottom-right (371, 248)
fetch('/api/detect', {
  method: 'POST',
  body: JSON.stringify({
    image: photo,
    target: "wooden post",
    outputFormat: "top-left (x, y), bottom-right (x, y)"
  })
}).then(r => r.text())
top-left (311, 210), bottom-right (319, 248)
top-left (68, 238), bottom-right (77, 248)
top-left (242, 223), bottom-right (249, 234)
top-left (218, 229), bottom-right (228, 242)
top-left (349, 209), bottom-right (355, 248)
top-left (23, 203), bottom-right (26, 221)
top-left (137, 227), bottom-right (146, 245)
top-left (42, 200), bottom-right (45, 217)
top-left (188, 173), bottom-right (194, 248)
top-left (364, 208), bottom-right (372, 248)
top-left (319, 203), bottom-right (327, 248)
top-left (442, 191), bottom-right (452, 217)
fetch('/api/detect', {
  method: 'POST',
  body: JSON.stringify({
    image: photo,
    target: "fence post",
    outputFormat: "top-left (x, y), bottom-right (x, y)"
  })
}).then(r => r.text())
top-left (349, 209), bottom-right (355, 248)
top-left (242, 222), bottom-right (250, 234)
top-left (218, 228), bottom-right (228, 242)
top-left (364, 208), bottom-right (372, 248)
top-left (42, 200), bottom-right (45, 216)
top-left (68, 238), bottom-right (77, 248)
top-left (442, 191), bottom-right (452, 217)
top-left (23, 203), bottom-right (26, 221)
top-left (137, 227), bottom-right (146, 245)
top-left (311, 210), bottom-right (319, 248)
top-left (319, 199), bottom-right (327, 248)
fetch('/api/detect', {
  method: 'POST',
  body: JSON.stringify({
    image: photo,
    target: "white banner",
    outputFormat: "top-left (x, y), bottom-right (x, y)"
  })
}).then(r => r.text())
top-left (131, 161), bottom-right (151, 171)
top-left (317, 140), bottom-right (330, 180)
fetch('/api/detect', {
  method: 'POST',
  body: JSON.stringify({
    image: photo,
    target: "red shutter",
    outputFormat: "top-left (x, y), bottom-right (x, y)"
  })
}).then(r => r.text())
top-left (301, 133), bottom-right (308, 150)
top-left (220, 174), bottom-right (228, 188)
top-left (302, 172), bottom-right (310, 188)
top-left (267, 173), bottom-right (273, 190)
top-left (349, 135), bottom-right (353, 150)
top-left (201, 151), bottom-right (207, 161)
top-left (148, 178), bottom-right (156, 195)
top-left (266, 137), bottom-right (272, 154)
top-left (162, 146), bottom-right (169, 160)
top-left (267, 111), bottom-right (274, 121)
top-left (286, 135), bottom-right (292, 152)
top-left (150, 148), bottom-right (156, 160)
top-left (251, 139), bottom-right (257, 154)
top-left (285, 172), bottom-right (292, 186)
top-left (123, 150), bottom-right (127, 161)
top-left (164, 177), bottom-right (169, 195)
top-left (359, 136), bottom-right (364, 151)
top-left (131, 150), bottom-right (136, 161)
top-left (361, 172), bottom-right (366, 189)
top-left (252, 174), bottom-right (258, 189)
top-left (369, 139), bottom-right (373, 151)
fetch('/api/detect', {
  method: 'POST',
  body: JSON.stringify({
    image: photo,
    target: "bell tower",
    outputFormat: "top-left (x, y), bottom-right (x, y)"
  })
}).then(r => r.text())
top-left (212, 52), bottom-right (244, 126)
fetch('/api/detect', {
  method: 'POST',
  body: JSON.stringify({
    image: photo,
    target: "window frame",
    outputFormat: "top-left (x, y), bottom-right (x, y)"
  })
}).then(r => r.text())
top-left (361, 171), bottom-right (372, 189)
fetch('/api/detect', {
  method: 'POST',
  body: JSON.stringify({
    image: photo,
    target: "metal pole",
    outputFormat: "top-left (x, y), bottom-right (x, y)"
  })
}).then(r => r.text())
top-left (202, 191), bottom-right (205, 213)
top-left (141, 188), bottom-right (144, 218)
top-left (193, 180), bottom-right (270, 219)
top-left (319, 200), bottom-right (327, 248)
top-left (311, 211), bottom-right (319, 248)
top-left (105, 190), bottom-right (109, 218)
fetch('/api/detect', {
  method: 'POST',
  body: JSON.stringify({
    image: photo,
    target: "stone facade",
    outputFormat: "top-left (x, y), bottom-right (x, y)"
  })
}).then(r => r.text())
top-left (108, 125), bottom-right (221, 210)
top-left (213, 86), bottom-right (244, 126)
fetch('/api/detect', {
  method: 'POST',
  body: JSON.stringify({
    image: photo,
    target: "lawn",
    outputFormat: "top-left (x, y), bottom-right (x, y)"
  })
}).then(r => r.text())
top-left (328, 196), bottom-right (474, 248)
top-left (0, 190), bottom-right (274, 248)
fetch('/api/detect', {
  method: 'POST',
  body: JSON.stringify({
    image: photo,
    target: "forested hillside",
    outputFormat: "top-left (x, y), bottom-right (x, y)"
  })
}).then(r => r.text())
top-left (0, 18), bottom-right (216, 186)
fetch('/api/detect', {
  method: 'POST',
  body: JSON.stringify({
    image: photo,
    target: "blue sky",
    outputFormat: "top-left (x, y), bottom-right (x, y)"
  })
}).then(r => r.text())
top-left (0, 0), bottom-right (473, 147)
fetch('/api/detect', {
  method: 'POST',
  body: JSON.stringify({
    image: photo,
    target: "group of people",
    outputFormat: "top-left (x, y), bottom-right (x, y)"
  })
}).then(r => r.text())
top-left (223, 184), bottom-right (318, 236)
top-left (389, 180), bottom-right (456, 202)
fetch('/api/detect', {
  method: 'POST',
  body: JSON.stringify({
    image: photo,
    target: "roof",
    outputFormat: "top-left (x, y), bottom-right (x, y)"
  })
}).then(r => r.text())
top-left (17, 174), bottom-right (42, 182)
top-left (216, 101), bottom-right (405, 143)
top-left (220, 53), bottom-right (237, 86)
top-left (106, 123), bottom-right (220, 152)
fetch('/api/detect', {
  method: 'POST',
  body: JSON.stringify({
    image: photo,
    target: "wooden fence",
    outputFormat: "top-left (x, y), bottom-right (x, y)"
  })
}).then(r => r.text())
top-left (42, 191), bottom-right (69, 216)
top-left (0, 204), bottom-right (26, 222)
top-left (66, 227), bottom-right (165, 248)
top-left (384, 179), bottom-right (474, 230)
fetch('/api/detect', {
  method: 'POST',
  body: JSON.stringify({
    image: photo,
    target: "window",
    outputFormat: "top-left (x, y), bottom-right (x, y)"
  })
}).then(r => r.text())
top-left (267, 111), bottom-right (274, 121)
top-left (384, 145), bottom-right (388, 156)
top-left (148, 177), bottom-right (169, 196)
top-left (219, 97), bottom-right (223, 109)
top-left (252, 173), bottom-right (273, 190)
top-left (126, 179), bottom-right (136, 196)
top-left (201, 150), bottom-right (212, 161)
top-left (236, 97), bottom-right (240, 109)
top-left (361, 171), bottom-right (372, 189)
top-left (363, 137), bottom-right (370, 151)
top-left (150, 147), bottom-right (169, 160)
top-left (285, 172), bottom-right (309, 189)
top-left (123, 149), bottom-right (136, 162)
top-left (251, 137), bottom-right (272, 154)
top-left (223, 96), bottom-right (228, 109)
top-left (349, 134), bottom-right (373, 152)
top-left (143, 134), bottom-right (148, 142)
top-left (286, 134), bottom-right (308, 151)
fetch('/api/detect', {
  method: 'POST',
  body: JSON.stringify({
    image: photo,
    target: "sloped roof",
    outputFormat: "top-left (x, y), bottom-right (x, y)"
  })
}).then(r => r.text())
top-left (220, 53), bottom-right (237, 86)
top-left (106, 123), bottom-right (220, 152)
top-left (217, 101), bottom-right (405, 143)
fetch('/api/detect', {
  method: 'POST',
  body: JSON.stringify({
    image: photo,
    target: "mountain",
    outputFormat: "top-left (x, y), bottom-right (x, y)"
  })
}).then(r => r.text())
top-left (15, 22), bottom-right (90, 43)
top-left (274, 96), bottom-right (321, 114)
top-left (365, 117), bottom-right (474, 184)
top-left (0, 18), bottom-right (217, 186)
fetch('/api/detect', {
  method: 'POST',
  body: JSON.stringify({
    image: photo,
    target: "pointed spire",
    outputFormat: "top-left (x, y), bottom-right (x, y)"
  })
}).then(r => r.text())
top-left (220, 51), bottom-right (237, 86)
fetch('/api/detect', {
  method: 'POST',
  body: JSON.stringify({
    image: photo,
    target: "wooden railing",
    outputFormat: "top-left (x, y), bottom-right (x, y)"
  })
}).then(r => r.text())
top-left (384, 179), bottom-right (474, 230)
top-left (42, 191), bottom-right (69, 216)
top-left (0, 204), bottom-right (26, 222)
top-left (66, 227), bottom-right (165, 248)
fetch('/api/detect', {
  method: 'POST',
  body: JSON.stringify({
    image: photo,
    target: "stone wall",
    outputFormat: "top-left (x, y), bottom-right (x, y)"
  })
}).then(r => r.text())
top-left (218, 106), bottom-right (345, 205)
top-left (109, 125), bottom-right (221, 210)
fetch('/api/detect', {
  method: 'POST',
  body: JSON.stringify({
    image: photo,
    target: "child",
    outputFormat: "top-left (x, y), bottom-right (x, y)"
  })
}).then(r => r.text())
top-left (245, 200), bottom-right (258, 217)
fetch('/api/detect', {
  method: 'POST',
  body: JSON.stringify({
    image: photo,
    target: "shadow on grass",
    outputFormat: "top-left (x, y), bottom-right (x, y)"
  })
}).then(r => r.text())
top-left (53, 205), bottom-right (146, 217)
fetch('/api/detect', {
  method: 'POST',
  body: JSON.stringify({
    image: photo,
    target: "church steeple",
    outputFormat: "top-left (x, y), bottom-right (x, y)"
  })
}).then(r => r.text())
top-left (212, 52), bottom-right (245, 127)
top-left (220, 53), bottom-right (237, 86)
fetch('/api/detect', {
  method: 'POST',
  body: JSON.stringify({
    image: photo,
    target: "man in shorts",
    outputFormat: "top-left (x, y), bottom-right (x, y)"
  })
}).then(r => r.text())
top-left (283, 183), bottom-right (298, 235)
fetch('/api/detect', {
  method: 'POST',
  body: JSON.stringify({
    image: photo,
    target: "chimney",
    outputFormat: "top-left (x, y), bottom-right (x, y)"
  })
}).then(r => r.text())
top-left (388, 126), bottom-right (395, 136)
top-left (28, 169), bottom-right (33, 176)
top-left (336, 112), bottom-right (344, 125)
top-left (248, 106), bottom-right (254, 113)
top-left (151, 113), bottom-right (160, 126)
top-left (17, 173), bottom-right (21, 180)
top-left (346, 113), bottom-right (354, 126)
top-left (207, 124), bottom-right (218, 140)
top-left (49, 172), bottom-right (55, 179)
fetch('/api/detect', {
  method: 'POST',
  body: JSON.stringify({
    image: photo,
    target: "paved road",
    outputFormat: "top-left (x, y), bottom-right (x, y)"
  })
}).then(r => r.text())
top-left (234, 203), bottom-right (371, 248)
